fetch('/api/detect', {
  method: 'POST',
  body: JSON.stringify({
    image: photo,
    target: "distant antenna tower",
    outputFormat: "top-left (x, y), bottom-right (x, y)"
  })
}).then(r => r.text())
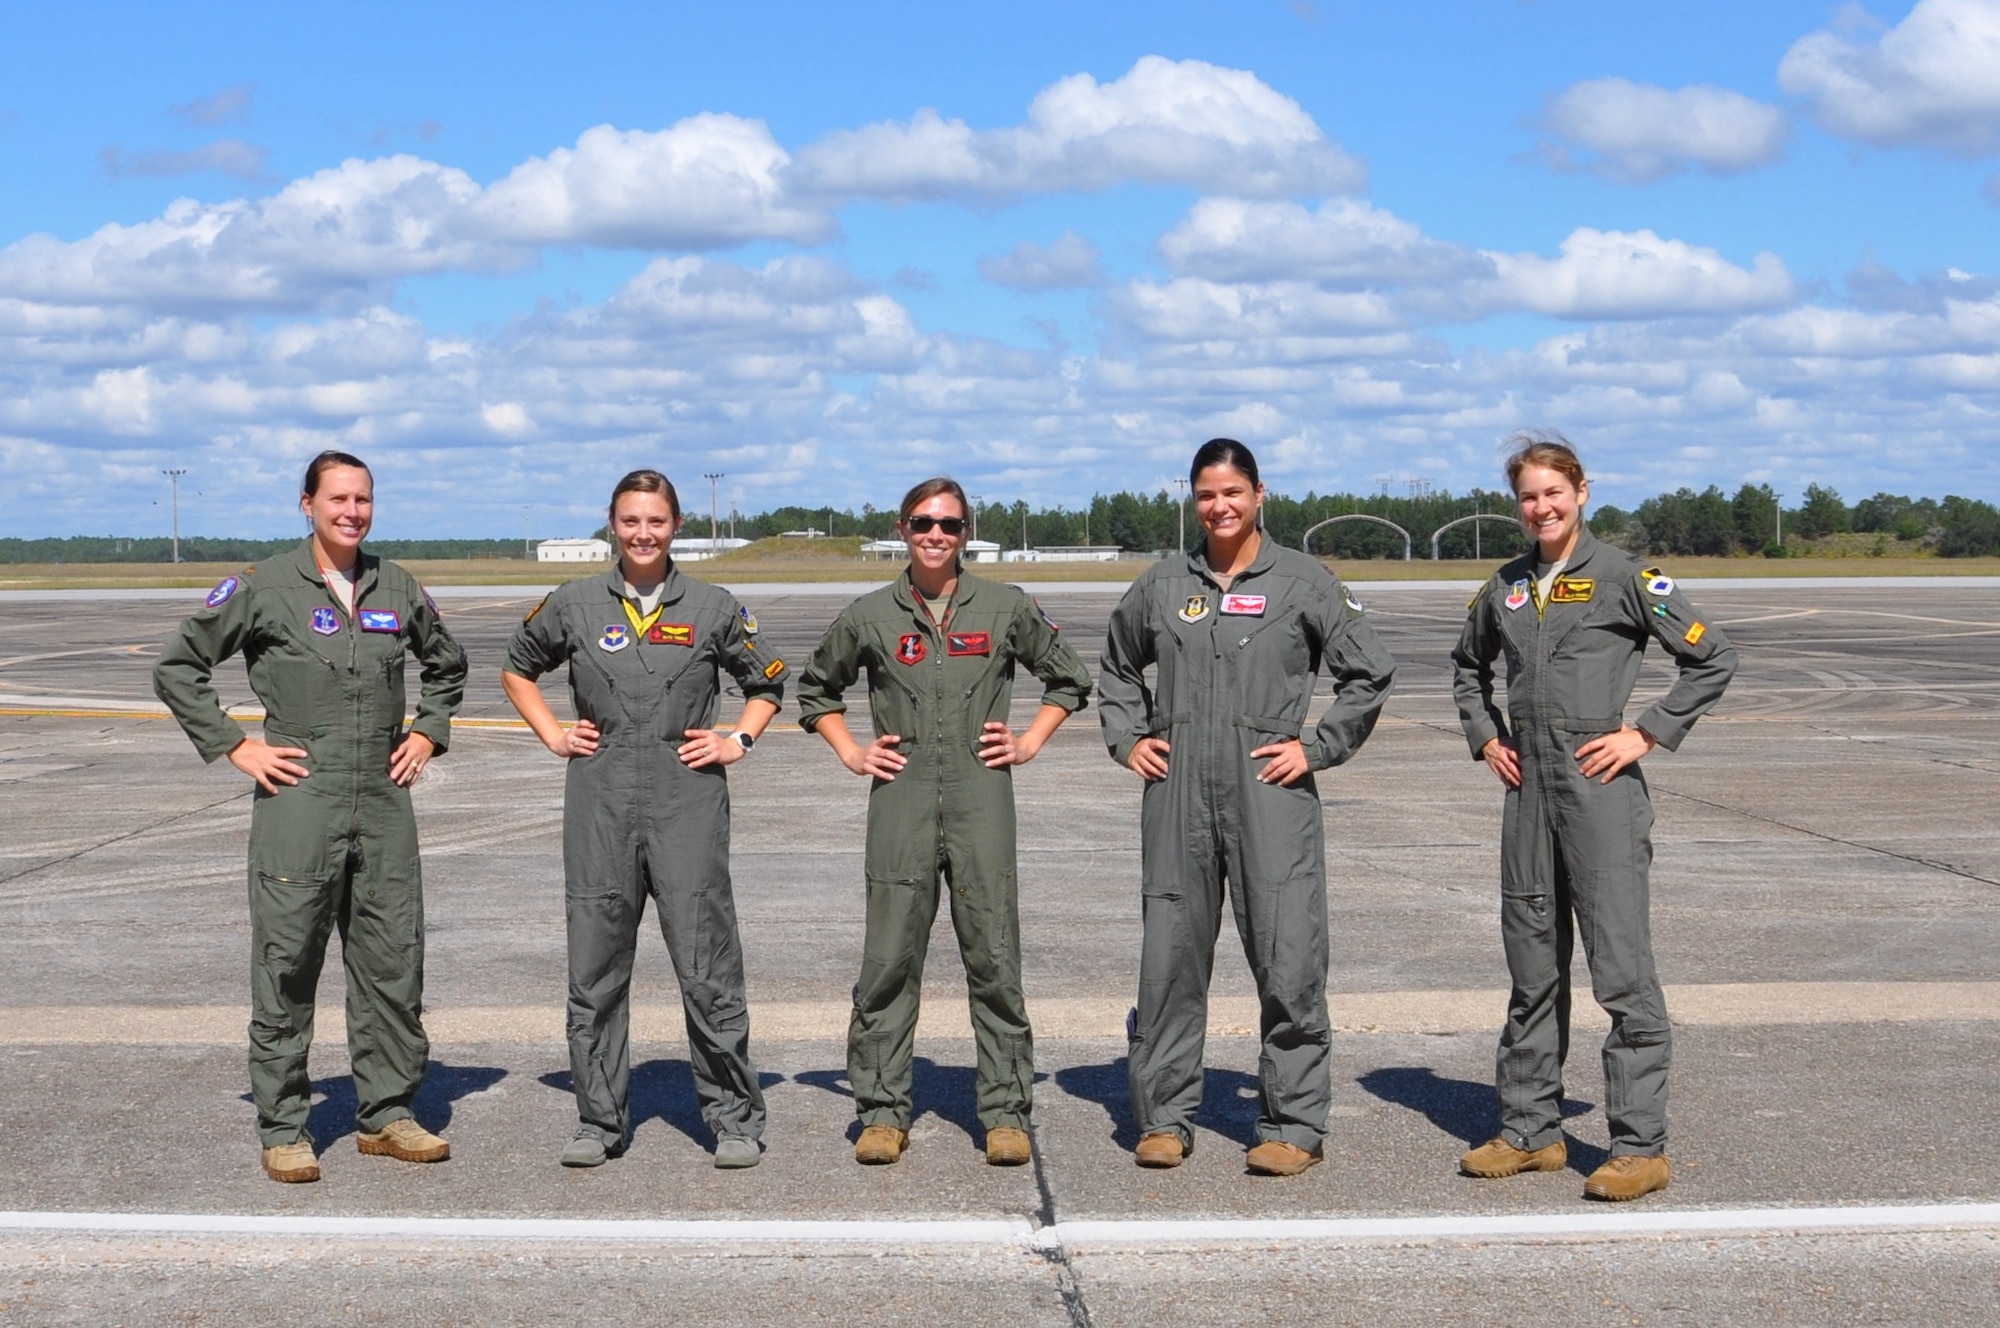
top-left (1373, 473), bottom-right (1394, 495)
top-left (1406, 477), bottom-right (1434, 498)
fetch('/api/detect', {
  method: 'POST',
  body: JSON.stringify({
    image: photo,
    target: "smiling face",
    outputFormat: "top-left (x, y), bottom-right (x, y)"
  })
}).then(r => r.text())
top-left (1515, 462), bottom-right (1589, 560)
top-left (300, 465), bottom-right (373, 561)
top-left (611, 489), bottom-right (680, 581)
top-left (1193, 462), bottom-right (1264, 548)
top-left (899, 492), bottom-right (969, 577)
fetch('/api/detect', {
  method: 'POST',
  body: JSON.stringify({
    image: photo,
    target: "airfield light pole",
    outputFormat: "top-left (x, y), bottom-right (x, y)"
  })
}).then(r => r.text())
top-left (704, 473), bottom-right (723, 548)
top-left (1774, 491), bottom-right (1784, 549)
top-left (1173, 478), bottom-right (1188, 554)
top-left (523, 505), bottom-right (530, 559)
top-left (162, 468), bottom-right (188, 563)
top-left (971, 495), bottom-right (983, 544)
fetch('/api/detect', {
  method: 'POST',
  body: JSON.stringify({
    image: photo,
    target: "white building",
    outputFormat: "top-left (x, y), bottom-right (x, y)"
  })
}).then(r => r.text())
top-left (1001, 545), bottom-right (1121, 563)
top-left (673, 537), bottom-right (752, 562)
top-left (536, 538), bottom-right (612, 563)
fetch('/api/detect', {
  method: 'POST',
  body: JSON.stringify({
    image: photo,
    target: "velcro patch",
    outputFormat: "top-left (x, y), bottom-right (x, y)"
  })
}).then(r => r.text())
top-left (1684, 621), bottom-right (1707, 646)
top-left (947, 631), bottom-right (991, 656)
top-left (1549, 578), bottom-right (1594, 604)
top-left (648, 622), bottom-right (695, 646)
top-left (896, 633), bottom-right (926, 665)
top-left (205, 576), bottom-right (239, 608)
top-left (359, 609), bottom-right (402, 633)
top-left (600, 625), bottom-right (630, 653)
top-left (738, 604), bottom-right (759, 635)
top-left (1220, 593), bottom-right (1267, 616)
top-left (310, 606), bottom-right (341, 636)
top-left (762, 657), bottom-right (784, 680)
top-left (1177, 594), bottom-right (1210, 624)
top-left (1504, 580), bottom-right (1530, 611)
top-left (524, 592), bottom-right (550, 624)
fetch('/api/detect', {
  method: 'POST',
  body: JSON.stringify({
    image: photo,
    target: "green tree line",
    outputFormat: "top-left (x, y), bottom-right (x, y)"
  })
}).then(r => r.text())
top-left (10, 484), bottom-right (1999, 563)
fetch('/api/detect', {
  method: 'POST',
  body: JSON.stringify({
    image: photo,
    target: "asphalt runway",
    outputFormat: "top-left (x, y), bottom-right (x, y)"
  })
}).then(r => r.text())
top-left (1, 577), bottom-right (1996, 1325)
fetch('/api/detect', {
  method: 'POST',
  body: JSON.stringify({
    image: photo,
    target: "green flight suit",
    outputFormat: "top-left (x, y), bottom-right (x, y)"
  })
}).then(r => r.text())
top-left (505, 564), bottom-right (786, 1151)
top-left (1451, 527), bottom-right (1736, 1157)
top-left (153, 542), bottom-right (466, 1147)
top-left (795, 571), bottom-right (1091, 1133)
top-left (1098, 542), bottom-right (1395, 1153)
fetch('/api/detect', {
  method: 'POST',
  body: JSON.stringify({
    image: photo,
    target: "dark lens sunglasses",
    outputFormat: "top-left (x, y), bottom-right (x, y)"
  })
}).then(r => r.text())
top-left (905, 516), bottom-right (967, 535)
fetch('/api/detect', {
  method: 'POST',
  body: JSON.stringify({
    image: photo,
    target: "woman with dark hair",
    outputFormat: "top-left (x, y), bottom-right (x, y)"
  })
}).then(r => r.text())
top-left (1451, 432), bottom-right (1735, 1201)
top-left (502, 469), bottom-right (785, 1170)
top-left (154, 450), bottom-right (468, 1184)
top-left (795, 477), bottom-right (1092, 1167)
top-left (1098, 438), bottom-right (1395, 1176)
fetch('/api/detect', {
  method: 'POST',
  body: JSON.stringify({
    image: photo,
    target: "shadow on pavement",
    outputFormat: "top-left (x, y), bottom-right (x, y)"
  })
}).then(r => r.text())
top-left (534, 1062), bottom-right (786, 1146)
top-left (1052, 1057), bottom-right (1264, 1151)
top-left (1357, 1065), bottom-right (1605, 1172)
top-left (255, 1061), bottom-right (508, 1149)
top-left (795, 1057), bottom-right (1021, 1152)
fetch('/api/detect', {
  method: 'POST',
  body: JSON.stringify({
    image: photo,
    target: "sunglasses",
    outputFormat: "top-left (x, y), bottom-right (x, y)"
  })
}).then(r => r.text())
top-left (904, 516), bottom-right (967, 535)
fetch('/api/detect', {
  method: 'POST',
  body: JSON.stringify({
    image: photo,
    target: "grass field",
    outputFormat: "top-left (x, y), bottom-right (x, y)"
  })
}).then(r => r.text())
top-left (4, 551), bottom-right (1998, 592)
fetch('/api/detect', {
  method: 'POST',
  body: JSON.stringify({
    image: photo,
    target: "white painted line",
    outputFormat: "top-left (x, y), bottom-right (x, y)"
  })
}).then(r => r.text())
top-left (1041, 1203), bottom-right (2000, 1248)
top-left (2, 1204), bottom-right (1995, 1248)
top-left (0, 1211), bottom-right (1034, 1245)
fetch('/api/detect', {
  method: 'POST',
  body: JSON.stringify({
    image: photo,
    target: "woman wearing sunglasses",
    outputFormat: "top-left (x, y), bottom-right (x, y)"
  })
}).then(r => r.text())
top-left (796, 477), bottom-right (1092, 1168)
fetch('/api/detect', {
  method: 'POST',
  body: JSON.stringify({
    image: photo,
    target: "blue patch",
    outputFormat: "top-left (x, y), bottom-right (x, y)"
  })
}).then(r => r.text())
top-left (205, 576), bottom-right (239, 608)
top-left (600, 624), bottom-right (630, 653)
top-left (359, 608), bottom-right (401, 633)
top-left (310, 606), bottom-right (341, 636)
top-left (738, 604), bottom-right (759, 635)
top-left (1652, 602), bottom-right (1671, 618)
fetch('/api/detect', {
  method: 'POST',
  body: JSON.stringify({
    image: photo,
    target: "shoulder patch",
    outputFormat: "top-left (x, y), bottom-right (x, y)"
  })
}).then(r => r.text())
top-left (1642, 569), bottom-right (1676, 597)
top-left (422, 585), bottom-right (440, 615)
top-left (1343, 586), bottom-right (1366, 614)
top-left (738, 603), bottom-right (759, 636)
top-left (524, 592), bottom-right (551, 625)
top-left (762, 657), bottom-right (785, 680)
top-left (1033, 596), bottom-right (1060, 633)
top-left (204, 576), bottom-right (240, 608)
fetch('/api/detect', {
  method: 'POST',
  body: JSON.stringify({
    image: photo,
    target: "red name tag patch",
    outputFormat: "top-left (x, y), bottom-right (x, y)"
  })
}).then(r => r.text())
top-left (946, 631), bottom-right (991, 656)
top-left (1220, 594), bottom-right (1267, 616)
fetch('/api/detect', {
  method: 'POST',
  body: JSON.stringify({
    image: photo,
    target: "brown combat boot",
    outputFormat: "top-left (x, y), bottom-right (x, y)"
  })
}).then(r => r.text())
top-left (1134, 1132), bottom-right (1189, 1168)
top-left (1245, 1140), bottom-right (1322, 1176)
top-left (985, 1127), bottom-right (1031, 1166)
top-left (855, 1124), bottom-right (910, 1165)
top-left (262, 1139), bottom-right (320, 1184)
top-left (1585, 1154), bottom-right (1671, 1201)
top-left (356, 1118), bottom-right (450, 1163)
top-left (1460, 1136), bottom-right (1568, 1178)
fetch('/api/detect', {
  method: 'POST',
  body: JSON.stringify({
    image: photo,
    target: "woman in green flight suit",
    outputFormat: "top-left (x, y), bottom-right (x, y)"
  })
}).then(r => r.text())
top-left (1099, 438), bottom-right (1395, 1177)
top-left (1451, 432), bottom-right (1736, 1201)
top-left (795, 477), bottom-right (1092, 1168)
top-left (502, 469), bottom-right (785, 1170)
top-left (154, 450), bottom-right (467, 1185)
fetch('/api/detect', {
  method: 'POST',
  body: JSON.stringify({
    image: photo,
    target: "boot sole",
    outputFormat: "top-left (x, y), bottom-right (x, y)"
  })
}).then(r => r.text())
top-left (357, 1136), bottom-right (449, 1163)
top-left (1247, 1153), bottom-right (1323, 1177)
top-left (263, 1163), bottom-right (320, 1183)
top-left (1586, 1178), bottom-right (1670, 1201)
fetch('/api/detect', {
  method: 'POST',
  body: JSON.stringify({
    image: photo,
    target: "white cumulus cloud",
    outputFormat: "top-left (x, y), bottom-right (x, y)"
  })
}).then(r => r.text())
top-left (1539, 78), bottom-right (1790, 181)
top-left (1780, 0), bottom-right (2000, 153)
top-left (0, 156), bottom-right (513, 313)
top-left (1486, 228), bottom-right (1797, 319)
top-left (978, 231), bottom-right (1104, 290)
top-left (1156, 197), bottom-right (1490, 285)
top-left (469, 114), bottom-right (833, 248)
top-left (791, 56), bottom-right (1364, 201)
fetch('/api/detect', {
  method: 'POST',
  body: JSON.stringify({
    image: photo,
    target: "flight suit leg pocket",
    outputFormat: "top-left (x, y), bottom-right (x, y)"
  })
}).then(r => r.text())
top-left (1264, 872), bottom-right (1329, 1010)
top-left (249, 870), bottom-right (336, 1037)
top-left (857, 873), bottom-right (931, 1010)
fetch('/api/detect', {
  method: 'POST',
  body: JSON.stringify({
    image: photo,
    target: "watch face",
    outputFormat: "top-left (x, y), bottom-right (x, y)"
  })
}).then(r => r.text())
top-left (734, 731), bottom-right (755, 749)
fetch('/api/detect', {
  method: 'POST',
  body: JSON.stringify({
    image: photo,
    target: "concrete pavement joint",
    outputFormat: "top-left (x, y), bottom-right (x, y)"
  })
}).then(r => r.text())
top-left (1654, 784), bottom-right (2000, 888)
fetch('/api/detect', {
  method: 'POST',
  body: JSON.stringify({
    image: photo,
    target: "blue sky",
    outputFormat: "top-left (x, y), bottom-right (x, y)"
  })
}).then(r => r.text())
top-left (4, 0), bottom-right (2000, 538)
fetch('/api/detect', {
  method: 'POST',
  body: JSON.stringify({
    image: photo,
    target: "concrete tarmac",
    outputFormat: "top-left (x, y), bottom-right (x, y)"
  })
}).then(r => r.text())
top-left (1, 577), bottom-right (1996, 1325)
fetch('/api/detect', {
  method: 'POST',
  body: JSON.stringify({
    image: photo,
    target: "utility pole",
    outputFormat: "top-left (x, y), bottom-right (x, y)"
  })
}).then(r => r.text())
top-left (162, 469), bottom-right (188, 563)
top-left (704, 472), bottom-right (723, 548)
top-left (971, 495), bottom-right (983, 544)
top-left (1172, 478), bottom-right (1188, 555)
top-left (523, 504), bottom-right (531, 559)
top-left (1774, 491), bottom-right (1784, 549)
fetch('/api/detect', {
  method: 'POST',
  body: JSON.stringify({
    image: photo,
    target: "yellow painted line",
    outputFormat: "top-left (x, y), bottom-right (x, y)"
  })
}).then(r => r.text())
top-left (3, 982), bottom-right (1993, 1046)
